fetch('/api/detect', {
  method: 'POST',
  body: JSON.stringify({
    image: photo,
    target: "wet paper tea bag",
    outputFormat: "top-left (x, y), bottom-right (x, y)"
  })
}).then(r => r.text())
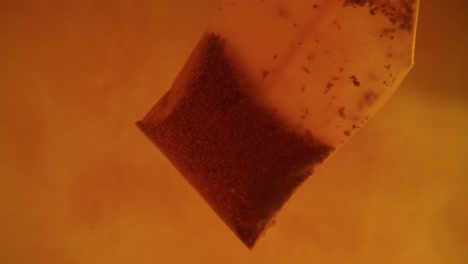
top-left (137, 0), bottom-right (419, 248)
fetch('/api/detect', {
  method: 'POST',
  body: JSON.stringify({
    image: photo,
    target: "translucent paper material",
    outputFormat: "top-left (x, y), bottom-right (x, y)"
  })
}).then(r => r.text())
top-left (210, 0), bottom-right (419, 147)
top-left (137, 0), bottom-right (419, 249)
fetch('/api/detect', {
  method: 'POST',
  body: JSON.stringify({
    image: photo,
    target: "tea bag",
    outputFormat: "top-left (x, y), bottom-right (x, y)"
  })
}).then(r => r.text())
top-left (137, 0), bottom-right (419, 248)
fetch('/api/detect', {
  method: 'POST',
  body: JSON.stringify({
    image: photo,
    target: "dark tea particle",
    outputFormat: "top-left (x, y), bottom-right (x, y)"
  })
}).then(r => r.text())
top-left (137, 33), bottom-right (333, 249)
top-left (343, 0), bottom-right (416, 31)
top-left (349, 75), bottom-right (361, 87)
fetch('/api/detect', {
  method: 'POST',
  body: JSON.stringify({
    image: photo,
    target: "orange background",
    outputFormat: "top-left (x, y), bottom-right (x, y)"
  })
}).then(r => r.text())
top-left (0, 1), bottom-right (467, 263)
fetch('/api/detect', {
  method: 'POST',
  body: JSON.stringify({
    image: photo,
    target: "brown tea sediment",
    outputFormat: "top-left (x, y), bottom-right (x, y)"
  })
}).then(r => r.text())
top-left (137, 33), bottom-right (334, 248)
